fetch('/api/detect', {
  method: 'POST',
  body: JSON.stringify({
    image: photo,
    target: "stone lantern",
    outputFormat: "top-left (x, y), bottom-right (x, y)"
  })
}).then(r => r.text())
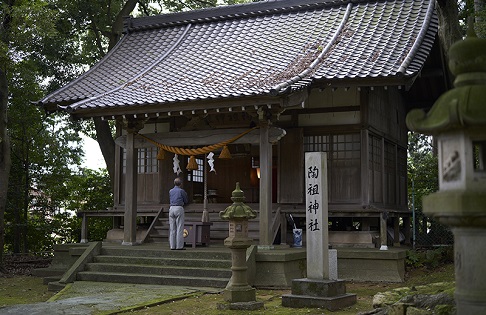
top-left (218, 182), bottom-right (263, 310)
top-left (406, 24), bottom-right (486, 315)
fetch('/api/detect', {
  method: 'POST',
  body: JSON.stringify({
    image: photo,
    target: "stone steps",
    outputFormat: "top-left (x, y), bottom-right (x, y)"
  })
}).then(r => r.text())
top-left (31, 243), bottom-right (89, 285)
top-left (74, 246), bottom-right (233, 288)
top-left (85, 262), bottom-right (231, 278)
top-left (92, 255), bottom-right (232, 269)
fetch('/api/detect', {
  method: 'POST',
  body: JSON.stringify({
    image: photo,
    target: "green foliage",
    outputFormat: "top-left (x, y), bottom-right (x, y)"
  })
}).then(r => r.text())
top-left (25, 211), bottom-right (81, 253)
top-left (64, 168), bottom-right (114, 241)
top-left (406, 247), bottom-right (454, 270)
top-left (63, 168), bottom-right (113, 212)
top-left (406, 249), bottom-right (424, 269)
top-left (458, 0), bottom-right (486, 38)
top-left (87, 217), bottom-right (113, 241)
top-left (407, 132), bottom-right (439, 207)
top-left (408, 132), bottom-right (453, 246)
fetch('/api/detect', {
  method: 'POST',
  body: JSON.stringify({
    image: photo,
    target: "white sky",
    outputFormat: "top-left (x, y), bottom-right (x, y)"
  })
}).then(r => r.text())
top-left (81, 134), bottom-right (106, 169)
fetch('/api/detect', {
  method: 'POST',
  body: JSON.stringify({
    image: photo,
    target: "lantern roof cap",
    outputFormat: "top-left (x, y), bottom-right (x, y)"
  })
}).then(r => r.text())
top-left (219, 182), bottom-right (257, 220)
top-left (406, 23), bottom-right (486, 135)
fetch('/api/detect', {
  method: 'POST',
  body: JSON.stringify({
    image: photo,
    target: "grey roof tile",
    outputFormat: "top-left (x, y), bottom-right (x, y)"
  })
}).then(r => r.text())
top-left (39, 0), bottom-right (438, 116)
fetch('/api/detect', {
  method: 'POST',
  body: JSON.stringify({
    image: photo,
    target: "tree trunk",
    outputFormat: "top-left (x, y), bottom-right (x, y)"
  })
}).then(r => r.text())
top-left (0, 68), bottom-right (11, 270)
top-left (22, 151), bottom-right (29, 253)
top-left (93, 0), bottom-right (139, 188)
top-left (436, 0), bottom-right (463, 85)
top-left (0, 0), bottom-right (14, 270)
top-left (475, 0), bottom-right (485, 22)
top-left (474, 0), bottom-right (486, 38)
top-left (93, 117), bottom-right (116, 189)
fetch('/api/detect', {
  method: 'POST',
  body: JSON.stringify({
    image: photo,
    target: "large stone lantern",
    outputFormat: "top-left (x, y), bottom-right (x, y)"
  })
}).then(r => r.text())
top-left (406, 24), bottom-right (486, 315)
top-left (218, 182), bottom-right (263, 310)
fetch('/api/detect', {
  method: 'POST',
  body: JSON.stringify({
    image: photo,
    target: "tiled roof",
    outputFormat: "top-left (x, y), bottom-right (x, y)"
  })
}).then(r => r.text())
top-left (39, 0), bottom-right (438, 117)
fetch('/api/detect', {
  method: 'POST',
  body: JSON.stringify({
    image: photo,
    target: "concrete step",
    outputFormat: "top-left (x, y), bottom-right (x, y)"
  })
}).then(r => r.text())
top-left (93, 255), bottom-right (232, 269)
top-left (76, 271), bottom-right (230, 288)
top-left (72, 245), bottom-right (234, 288)
top-left (100, 247), bottom-right (232, 260)
top-left (85, 262), bottom-right (232, 278)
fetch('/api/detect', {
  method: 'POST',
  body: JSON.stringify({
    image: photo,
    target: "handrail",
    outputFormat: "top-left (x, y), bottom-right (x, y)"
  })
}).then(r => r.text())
top-left (271, 207), bottom-right (282, 244)
top-left (140, 206), bottom-right (165, 244)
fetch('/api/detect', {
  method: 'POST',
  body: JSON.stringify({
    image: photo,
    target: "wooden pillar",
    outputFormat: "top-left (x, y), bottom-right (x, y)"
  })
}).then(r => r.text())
top-left (403, 216), bottom-right (411, 245)
top-left (361, 218), bottom-right (371, 231)
top-left (114, 120), bottom-right (122, 206)
top-left (123, 127), bottom-right (138, 245)
top-left (80, 214), bottom-right (88, 243)
top-left (360, 129), bottom-right (370, 207)
top-left (380, 137), bottom-right (388, 250)
top-left (280, 212), bottom-right (287, 245)
top-left (380, 211), bottom-right (388, 250)
top-left (259, 119), bottom-right (272, 247)
top-left (393, 216), bottom-right (400, 247)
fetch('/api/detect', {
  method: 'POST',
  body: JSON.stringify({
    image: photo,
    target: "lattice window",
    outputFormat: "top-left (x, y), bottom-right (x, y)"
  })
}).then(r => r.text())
top-left (369, 135), bottom-right (382, 172)
top-left (369, 134), bottom-right (383, 203)
top-left (384, 141), bottom-right (397, 205)
top-left (122, 147), bottom-right (158, 174)
top-left (332, 134), bottom-right (360, 160)
top-left (304, 135), bottom-right (330, 152)
top-left (304, 133), bottom-right (361, 202)
top-left (138, 147), bottom-right (158, 173)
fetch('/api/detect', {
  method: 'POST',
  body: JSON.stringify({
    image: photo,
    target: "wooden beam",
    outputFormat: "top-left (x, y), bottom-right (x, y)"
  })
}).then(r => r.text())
top-left (281, 105), bottom-right (360, 116)
top-left (69, 96), bottom-right (283, 119)
top-left (115, 127), bottom-right (286, 148)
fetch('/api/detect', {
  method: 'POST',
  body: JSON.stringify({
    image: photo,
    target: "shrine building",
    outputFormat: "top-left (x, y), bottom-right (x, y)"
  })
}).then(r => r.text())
top-left (38, 0), bottom-right (447, 250)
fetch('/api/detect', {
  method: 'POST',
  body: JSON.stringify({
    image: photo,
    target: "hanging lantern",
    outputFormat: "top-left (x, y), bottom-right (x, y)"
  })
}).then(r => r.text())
top-left (187, 155), bottom-right (199, 170)
top-left (219, 145), bottom-right (232, 159)
top-left (156, 148), bottom-right (165, 160)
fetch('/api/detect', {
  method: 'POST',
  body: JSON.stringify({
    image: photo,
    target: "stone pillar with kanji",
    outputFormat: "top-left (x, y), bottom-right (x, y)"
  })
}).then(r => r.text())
top-left (282, 152), bottom-right (356, 311)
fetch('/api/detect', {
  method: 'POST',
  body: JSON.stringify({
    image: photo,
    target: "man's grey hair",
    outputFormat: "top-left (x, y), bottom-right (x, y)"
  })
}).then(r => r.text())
top-left (174, 177), bottom-right (182, 186)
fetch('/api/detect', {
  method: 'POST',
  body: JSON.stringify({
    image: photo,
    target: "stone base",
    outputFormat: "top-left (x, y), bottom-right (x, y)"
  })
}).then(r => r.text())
top-left (254, 248), bottom-right (306, 288)
top-left (337, 248), bottom-right (406, 282)
top-left (223, 286), bottom-right (256, 303)
top-left (106, 228), bottom-right (147, 243)
top-left (281, 278), bottom-right (357, 311)
top-left (217, 301), bottom-right (264, 311)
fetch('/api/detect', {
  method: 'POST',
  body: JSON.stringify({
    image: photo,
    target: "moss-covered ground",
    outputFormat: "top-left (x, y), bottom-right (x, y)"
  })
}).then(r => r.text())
top-left (0, 275), bottom-right (55, 307)
top-left (0, 263), bottom-right (454, 314)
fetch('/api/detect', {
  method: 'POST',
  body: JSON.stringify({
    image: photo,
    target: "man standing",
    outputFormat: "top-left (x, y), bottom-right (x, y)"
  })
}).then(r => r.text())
top-left (169, 177), bottom-right (189, 250)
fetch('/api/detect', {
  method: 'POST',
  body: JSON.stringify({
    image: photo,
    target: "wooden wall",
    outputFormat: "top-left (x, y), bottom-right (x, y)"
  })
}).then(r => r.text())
top-left (278, 128), bottom-right (304, 203)
top-left (365, 87), bottom-right (408, 210)
top-left (207, 156), bottom-right (253, 203)
top-left (113, 85), bottom-right (408, 213)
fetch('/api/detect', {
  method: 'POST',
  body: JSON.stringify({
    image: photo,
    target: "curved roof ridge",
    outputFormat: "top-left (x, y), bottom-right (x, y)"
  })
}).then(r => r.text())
top-left (397, 0), bottom-right (435, 74)
top-left (125, 0), bottom-right (349, 31)
top-left (269, 2), bottom-right (353, 95)
top-left (38, 34), bottom-right (129, 105)
top-left (63, 24), bottom-right (193, 112)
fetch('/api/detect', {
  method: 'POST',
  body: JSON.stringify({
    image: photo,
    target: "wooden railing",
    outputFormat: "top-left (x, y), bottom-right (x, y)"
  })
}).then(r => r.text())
top-left (140, 207), bottom-right (164, 244)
